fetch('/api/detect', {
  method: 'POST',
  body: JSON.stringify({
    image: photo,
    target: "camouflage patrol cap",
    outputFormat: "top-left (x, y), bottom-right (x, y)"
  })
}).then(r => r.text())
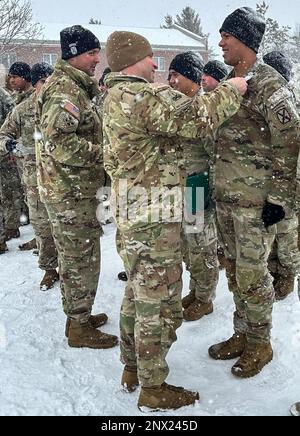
top-left (106, 31), bottom-right (153, 72)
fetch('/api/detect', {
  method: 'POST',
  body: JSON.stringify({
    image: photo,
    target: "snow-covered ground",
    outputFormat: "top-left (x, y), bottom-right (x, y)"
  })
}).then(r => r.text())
top-left (0, 224), bottom-right (300, 416)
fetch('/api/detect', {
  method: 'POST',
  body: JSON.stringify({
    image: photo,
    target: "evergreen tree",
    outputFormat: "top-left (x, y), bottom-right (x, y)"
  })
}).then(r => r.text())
top-left (289, 24), bottom-right (300, 62)
top-left (89, 18), bottom-right (101, 25)
top-left (163, 15), bottom-right (173, 28)
top-left (163, 6), bottom-right (204, 37)
top-left (256, 2), bottom-right (291, 55)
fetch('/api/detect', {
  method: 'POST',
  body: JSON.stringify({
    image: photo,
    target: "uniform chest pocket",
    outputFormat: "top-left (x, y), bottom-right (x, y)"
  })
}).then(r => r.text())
top-left (78, 108), bottom-right (96, 135)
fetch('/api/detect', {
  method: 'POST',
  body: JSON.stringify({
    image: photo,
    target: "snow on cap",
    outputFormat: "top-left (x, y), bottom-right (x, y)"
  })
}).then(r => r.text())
top-left (106, 31), bottom-right (153, 72)
top-left (203, 60), bottom-right (228, 82)
top-left (60, 25), bottom-right (101, 60)
top-left (169, 51), bottom-right (204, 85)
top-left (9, 62), bottom-right (31, 82)
top-left (220, 7), bottom-right (266, 54)
top-left (263, 51), bottom-right (293, 82)
top-left (31, 62), bottom-right (54, 87)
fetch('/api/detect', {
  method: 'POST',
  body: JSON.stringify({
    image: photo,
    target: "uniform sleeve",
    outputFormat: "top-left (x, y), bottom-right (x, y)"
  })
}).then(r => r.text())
top-left (39, 93), bottom-right (101, 167)
top-left (138, 82), bottom-right (242, 142)
top-left (0, 107), bottom-right (21, 157)
top-left (1, 91), bottom-right (15, 121)
top-left (264, 87), bottom-right (300, 210)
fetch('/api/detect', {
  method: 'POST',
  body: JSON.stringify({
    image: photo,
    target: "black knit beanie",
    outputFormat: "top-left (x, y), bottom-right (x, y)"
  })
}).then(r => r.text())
top-left (60, 25), bottom-right (101, 60)
top-left (169, 51), bottom-right (204, 84)
top-left (203, 61), bottom-right (228, 82)
top-left (263, 51), bottom-right (293, 82)
top-left (9, 62), bottom-right (31, 82)
top-left (220, 7), bottom-right (266, 54)
top-left (31, 62), bottom-right (54, 87)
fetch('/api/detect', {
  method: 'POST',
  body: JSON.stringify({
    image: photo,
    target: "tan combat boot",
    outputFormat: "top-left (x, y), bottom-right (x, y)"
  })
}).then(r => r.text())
top-left (65, 314), bottom-right (109, 337)
top-left (182, 290), bottom-right (196, 309)
top-left (183, 301), bottom-right (213, 322)
top-left (68, 319), bottom-right (118, 349)
top-left (231, 342), bottom-right (273, 379)
top-left (19, 238), bottom-right (37, 251)
top-left (40, 270), bottom-right (59, 291)
top-left (209, 333), bottom-right (246, 360)
top-left (138, 382), bottom-right (199, 412)
top-left (274, 273), bottom-right (295, 301)
top-left (0, 242), bottom-right (8, 255)
top-left (290, 402), bottom-right (300, 417)
top-left (121, 366), bottom-right (139, 393)
top-left (5, 229), bottom-right (20, 241)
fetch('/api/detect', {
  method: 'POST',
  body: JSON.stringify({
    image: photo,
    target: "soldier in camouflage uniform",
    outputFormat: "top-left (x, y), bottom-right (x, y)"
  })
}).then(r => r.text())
top-left (104, 30), bottom-right (247, 411)
top-left (168, 54), bottom-right (223, 323)
top-left (3, 62), bottom-right (34, 240)
top-left (0, 63), bottom-right (59, 291)
top-left (36, 25), bottom-right (118, 350)
top-left (0, 87), bottom-right (14, 254)
top-left (262, 51), bottom-right (299, 301)
top-left (209, 8), bottom-right (300, 379)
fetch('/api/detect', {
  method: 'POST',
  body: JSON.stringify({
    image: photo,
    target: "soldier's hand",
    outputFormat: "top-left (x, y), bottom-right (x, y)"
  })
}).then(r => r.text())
top-left (227, 78), bottom-right (248, 96)
top-left (262, 202), bottom-right (285, 228)
top-left (5, 139), bottom-right (18, 153)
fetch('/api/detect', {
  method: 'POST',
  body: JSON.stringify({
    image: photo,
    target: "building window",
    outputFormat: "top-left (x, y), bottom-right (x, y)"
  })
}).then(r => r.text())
top-left (43, 53), bottom-right (58, 66)
top-left (0, 53), bottom-right (17, 69)
top-left (154, 56), bottom-right (166, 72)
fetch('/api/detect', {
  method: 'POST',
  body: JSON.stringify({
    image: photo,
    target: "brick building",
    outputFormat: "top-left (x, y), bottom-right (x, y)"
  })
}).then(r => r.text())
top-left (0, 23), bottom-right (208, 85)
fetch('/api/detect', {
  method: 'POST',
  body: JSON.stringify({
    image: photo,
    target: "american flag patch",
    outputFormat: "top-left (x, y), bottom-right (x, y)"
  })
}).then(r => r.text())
top-left (61, 100), bottom-right (80, 120)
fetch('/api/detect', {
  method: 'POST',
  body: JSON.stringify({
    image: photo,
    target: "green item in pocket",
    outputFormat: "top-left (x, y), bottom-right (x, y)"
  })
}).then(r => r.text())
top-left (186, 172), bottom-right (210, 215)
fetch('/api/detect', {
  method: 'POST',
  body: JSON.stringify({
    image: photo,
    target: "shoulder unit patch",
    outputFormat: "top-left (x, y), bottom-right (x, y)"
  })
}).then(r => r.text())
top-left (276, 107), bottom-right (292, 125)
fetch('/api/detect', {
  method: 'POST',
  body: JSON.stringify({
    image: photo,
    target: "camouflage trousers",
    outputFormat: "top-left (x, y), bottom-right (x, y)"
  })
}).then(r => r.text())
top-left (16, 157), bottom-right (29, 221)
top-left (46, 198), bottom-right (101, 322)
top-left (268, 212), bottom-right (299, 280)
top-left (182, 209), bottom-right (218, 304)
top-left (217, 202), bottom-right (300, 344)
top-left (23, 162), bottom-right (57, 270)
top-left (118, 223), bottom-right (183, 388)
top-left (0, 157), bottom-right (22, 230)
top-left (27, 185), bottom-right (57, 271)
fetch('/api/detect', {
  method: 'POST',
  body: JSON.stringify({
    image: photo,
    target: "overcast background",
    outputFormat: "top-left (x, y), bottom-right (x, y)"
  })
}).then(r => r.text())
top-left (31, 0), bottom-right (299, 54)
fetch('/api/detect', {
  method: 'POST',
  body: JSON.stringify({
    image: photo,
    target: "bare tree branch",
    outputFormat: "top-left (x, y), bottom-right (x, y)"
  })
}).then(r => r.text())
top-left (0, 0), bottom-right (43, 55)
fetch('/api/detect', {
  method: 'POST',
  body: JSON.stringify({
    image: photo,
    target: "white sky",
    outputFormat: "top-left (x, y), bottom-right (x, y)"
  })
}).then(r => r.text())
top-left (31, 0), bottom-right (299, 55)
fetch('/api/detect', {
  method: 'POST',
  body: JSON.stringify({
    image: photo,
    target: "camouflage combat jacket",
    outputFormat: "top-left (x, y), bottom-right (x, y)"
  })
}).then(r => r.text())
top-left (0, 92), bottom-right (37, 187)
top-left (215, 63), bottom-right (300, 211)
top-left (12, 87), bottom-right (34, 106)
top-left (182, 90), bottom-right (214, 177)
top-left (0, 87), bottom-right (14, 128)
top-left (103, 73), bottom-right (242, 231)
top-left (36, 60), bottom-right (104, 204)
top-left (0, 87), bottom-right (15, 165)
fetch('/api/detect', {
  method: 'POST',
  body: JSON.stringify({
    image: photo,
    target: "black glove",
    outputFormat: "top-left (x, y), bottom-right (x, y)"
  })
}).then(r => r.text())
top-left (262, 202), bottom-right (285, 228)
top-left (5, 139), bottom-right (18, 153)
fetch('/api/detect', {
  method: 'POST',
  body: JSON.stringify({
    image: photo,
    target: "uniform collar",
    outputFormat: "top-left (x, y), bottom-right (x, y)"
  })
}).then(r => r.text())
top-left (55, 59), bottom-right (100, 99)
top-left (105, 73), bottom-right (148, 89)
